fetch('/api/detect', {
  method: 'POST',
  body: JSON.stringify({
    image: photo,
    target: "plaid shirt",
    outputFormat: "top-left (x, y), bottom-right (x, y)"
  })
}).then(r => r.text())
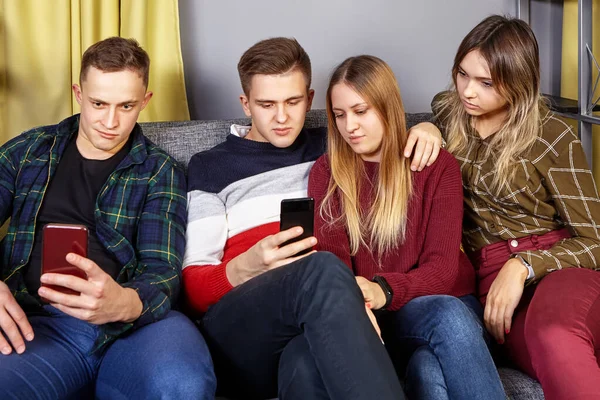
top-left (0, 114), bottom-right (187, 350)
top-left (448, 112), bottom-right (600, 281)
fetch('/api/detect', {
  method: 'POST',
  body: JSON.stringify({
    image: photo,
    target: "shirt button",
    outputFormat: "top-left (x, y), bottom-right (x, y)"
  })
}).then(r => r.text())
top-left (510, 240), bottom-right (519, 248)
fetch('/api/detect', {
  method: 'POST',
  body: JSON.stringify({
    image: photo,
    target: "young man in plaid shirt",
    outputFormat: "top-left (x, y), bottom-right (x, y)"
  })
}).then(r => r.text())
top-left (0, 37), bottom-right (215, 399)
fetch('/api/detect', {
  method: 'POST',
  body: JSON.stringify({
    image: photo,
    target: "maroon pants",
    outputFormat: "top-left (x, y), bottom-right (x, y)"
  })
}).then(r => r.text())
top-left (470, 230), bottom-right (600, 400)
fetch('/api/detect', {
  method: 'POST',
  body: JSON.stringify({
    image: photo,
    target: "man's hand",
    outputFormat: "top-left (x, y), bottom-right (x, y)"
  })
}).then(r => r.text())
top-left (0, 280), bottom-right (34, 355)
top-left (404, 122), bottom-right (443, 171)
top-left (355, 276), bottom-right (387, 310)
top-left (38, 253), bottom-right (143, 325)
top-left (484, 258), bottom-right (528, 343)
top-left (226, 227), bottom-right (317, 287)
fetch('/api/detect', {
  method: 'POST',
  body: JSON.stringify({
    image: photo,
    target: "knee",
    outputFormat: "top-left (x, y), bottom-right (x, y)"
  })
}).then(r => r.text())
top-left (295, 252), bottom-right (362, 308)
top-left (301, 252), bottom-right (355, 287)
top-left (413, 295), bottom-right (484, 342)
top-left (147, 370), bottom-right (216, 400)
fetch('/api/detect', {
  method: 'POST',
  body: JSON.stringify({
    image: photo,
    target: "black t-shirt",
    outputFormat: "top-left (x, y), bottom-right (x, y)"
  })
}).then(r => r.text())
top-left (25, 134), bottom-right (132, 294)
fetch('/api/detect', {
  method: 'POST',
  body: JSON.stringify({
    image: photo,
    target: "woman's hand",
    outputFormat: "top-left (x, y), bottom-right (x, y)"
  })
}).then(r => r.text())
top-left (355, 276), bottom-right (387, 310)
top-left (484, 258), bottom-right (528, 343)
top-left (404, 122), bottom-right (443, 171)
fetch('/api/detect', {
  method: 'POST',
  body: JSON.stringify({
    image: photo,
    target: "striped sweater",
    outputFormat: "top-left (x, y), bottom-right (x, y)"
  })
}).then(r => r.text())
top-left (183, 125), bottom-right (327, 313)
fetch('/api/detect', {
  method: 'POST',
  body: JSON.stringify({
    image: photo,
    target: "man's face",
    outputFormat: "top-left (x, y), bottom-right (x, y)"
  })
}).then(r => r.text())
top-left (73, 67), bottom-right (152, 160)
top-left (240, 70), bottom-right (314, 148)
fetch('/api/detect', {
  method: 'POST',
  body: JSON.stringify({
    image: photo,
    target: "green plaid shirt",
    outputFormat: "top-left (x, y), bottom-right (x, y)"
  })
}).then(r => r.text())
top-left (0, 114), bottom-right (187, 350)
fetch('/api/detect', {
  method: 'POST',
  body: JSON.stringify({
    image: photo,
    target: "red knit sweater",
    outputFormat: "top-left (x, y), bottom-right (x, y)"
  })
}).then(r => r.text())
top-left (307, 150), bottom-right (475, 311)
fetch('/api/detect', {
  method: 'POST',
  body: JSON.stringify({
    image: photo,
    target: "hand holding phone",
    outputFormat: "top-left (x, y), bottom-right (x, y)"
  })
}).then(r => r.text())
top-left (41, 223), bottom-right (88, 298)
top-left (226, 198), bottom-right (317, 287)
top-left (280, 197), bottom-right (315, 256)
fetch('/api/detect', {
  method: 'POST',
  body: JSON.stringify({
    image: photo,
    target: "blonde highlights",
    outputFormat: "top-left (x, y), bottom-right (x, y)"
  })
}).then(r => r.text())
top-left (435, 15), bottom-right (548, 193)
top-left (322, 55), bottom-right (412, 256)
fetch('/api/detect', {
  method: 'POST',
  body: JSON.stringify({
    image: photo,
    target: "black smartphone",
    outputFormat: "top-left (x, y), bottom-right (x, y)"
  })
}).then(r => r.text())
top-left (280, 197), bottom-right (315, 256)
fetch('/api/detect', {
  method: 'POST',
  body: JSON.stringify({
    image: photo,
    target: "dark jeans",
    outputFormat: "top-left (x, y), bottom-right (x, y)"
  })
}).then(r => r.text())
top-left (0, 306), bottom-right (216, 399)
top-left (200, 252), bottom-right (404, 400)
top-left (379, 295), bottom-right (505, 400)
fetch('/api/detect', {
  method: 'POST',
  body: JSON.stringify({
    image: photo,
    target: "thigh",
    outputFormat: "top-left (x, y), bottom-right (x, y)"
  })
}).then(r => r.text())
top-left (511, 269), bottom-right (600, 375)
top-left (96, 310), bottom-right (216, 400)
top-left (384, 295), bottom-right (484, 344)
top-left (0, 306), bottom-right (99, 400)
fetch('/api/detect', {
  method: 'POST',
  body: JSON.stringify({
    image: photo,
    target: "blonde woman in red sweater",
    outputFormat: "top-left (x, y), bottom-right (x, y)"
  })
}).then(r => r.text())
top-left (308, 55), bottom-right (504, 400)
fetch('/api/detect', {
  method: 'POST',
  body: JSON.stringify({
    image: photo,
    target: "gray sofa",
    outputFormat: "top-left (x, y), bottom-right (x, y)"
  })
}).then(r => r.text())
top-left (140, 109), bottom-right (545, 400)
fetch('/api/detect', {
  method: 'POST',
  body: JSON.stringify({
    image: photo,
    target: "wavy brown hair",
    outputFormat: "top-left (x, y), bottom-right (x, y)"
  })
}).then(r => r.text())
top-left (435, 15), bottom-right (548, 193)
top-left (321, 55), bottom-right (412, 256)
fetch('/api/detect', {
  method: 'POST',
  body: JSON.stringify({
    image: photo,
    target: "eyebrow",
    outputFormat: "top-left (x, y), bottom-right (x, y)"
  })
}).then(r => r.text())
top-left (255, 95), bottom-right (304, 103)
top-left (458, 65), bottom-right (492, 81)
top-left (332, 102), bottom-right (368, 111)
top-left (89, 97), bottom-right (138, 105)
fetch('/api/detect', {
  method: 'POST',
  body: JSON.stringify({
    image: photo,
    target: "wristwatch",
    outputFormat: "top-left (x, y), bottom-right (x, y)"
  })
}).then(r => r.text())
top-left (372, 275), bottom-right (393, 310)
top-left (510, 253), bottom-right (535, 282)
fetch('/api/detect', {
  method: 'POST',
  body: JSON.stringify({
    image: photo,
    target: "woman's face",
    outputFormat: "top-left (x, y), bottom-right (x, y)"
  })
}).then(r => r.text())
top-left (330, 83), bottom-right (385, 162)
top-left (456, 49), bottom-right (508, 121)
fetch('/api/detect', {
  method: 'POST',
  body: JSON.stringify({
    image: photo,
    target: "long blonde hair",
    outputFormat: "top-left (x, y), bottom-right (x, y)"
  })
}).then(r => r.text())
top-left (435, 15), bottom-right (548, 193)
top-left (322, 55), bottom-right (412, 256)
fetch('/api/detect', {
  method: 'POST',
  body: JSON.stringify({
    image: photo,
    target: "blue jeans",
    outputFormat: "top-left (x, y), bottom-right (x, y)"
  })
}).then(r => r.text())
top-left (0, 306), bottom-right (216, 399)
top-left (200, 252), bottom-right (404, 400)
top-left (379, 294), bottom-right (505, 400)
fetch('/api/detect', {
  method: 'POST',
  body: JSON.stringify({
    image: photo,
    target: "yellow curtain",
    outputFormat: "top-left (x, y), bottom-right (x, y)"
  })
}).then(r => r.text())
top-left (0, 0), bottom-right (190, 144)
top-left (561, 0), bottom-right (600, 183)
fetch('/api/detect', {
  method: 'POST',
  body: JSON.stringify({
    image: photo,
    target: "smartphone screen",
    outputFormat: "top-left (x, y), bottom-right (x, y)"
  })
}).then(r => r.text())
top-left (280, 197), bottom-right (314, 256)
top-left (41, 223), bottom-right (88, 297)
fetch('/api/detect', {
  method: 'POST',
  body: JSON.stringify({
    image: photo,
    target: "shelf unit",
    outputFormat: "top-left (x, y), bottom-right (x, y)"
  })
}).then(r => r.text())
top-left (518, 0), bottom-right (600, 166)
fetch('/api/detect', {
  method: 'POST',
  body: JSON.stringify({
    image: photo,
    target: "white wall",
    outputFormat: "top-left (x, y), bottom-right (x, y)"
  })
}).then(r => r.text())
top-left (179, 0), bottom-right (516, 120)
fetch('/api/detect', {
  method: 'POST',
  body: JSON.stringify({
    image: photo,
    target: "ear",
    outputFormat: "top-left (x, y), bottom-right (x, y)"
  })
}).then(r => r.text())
top-left (140, 91), bottom-right (153, 110)
top-left (72, 84), bottom-right (83, 106)
top-left (306, 89), bottom-right (315, 112)
top-left (239, 94), bottom-right (252, 117)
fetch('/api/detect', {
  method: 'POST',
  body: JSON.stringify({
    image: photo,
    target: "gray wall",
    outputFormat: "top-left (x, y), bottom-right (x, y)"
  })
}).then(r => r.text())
top-left (179, 0), bottom-right (516, 120)
top-left (530, 0), bottom-right (564, 97)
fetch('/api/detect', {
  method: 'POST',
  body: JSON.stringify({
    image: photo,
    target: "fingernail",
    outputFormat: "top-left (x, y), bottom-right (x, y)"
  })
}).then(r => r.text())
top-left (26, 333), bottom-right (34, 341)
top-left (310, 238), bottom-right (317, 245)
top-left (16, 345), bottom-right (25, 354)
top-left (366, 302), bottom-right (372, 309)
top-left (505, 329), bottom-right (510, 335)
top-left (498, 339), bottom-right (504, 345)
top-left (1, 347), bottom-right (11, 355)
top-left (411, 166), bottom-right (417, 171)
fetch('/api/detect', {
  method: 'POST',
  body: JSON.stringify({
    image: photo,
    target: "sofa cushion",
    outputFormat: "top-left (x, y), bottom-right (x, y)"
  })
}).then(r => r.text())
top-left (139, 109), bottom-right (434, 170)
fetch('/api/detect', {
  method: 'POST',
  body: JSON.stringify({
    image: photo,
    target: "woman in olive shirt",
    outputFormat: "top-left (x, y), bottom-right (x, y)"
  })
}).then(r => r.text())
top-left (432, 15), bottom-right (600, 400)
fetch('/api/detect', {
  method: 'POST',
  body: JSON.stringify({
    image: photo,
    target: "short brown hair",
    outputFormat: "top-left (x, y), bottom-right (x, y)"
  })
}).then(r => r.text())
top-left (80, 37), bottom-right (150, 87)
top-left (237, 37), bottom-right (311, 96)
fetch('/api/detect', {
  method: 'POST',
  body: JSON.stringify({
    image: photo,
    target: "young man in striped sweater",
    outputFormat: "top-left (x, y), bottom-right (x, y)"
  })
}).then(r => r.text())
top-left (182, 37), bottom-right (441, 400)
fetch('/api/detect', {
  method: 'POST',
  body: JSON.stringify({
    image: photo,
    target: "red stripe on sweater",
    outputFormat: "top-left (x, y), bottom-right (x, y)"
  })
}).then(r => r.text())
top-left (183, 222), bottom-right (279, 314)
